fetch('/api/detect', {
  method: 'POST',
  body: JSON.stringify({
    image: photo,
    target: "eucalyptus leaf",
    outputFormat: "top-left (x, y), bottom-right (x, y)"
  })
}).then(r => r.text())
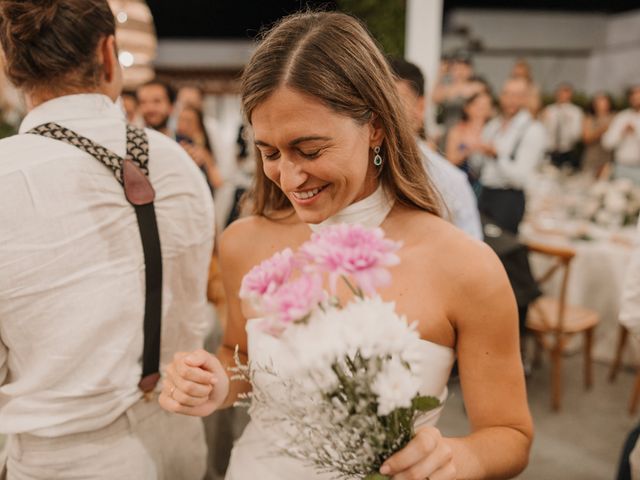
top-left (412, 395), bottom-right (441, 412)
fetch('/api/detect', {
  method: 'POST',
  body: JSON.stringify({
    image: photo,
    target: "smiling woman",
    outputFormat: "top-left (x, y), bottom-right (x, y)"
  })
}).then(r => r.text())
top-left (160, 10), bottom-right (533, 480)
top-left (241, 11), bottom-right (442, 221)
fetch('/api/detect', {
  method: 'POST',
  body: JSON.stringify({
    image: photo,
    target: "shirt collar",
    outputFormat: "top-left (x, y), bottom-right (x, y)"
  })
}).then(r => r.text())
top-left (502, 109), bottom-right (531, 130)
top-left (19, 94), bottom-right (124, 134)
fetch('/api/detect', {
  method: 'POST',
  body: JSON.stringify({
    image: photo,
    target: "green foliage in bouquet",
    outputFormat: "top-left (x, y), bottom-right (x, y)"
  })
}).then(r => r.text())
top-left (323, 353), bottom-right (441, 478)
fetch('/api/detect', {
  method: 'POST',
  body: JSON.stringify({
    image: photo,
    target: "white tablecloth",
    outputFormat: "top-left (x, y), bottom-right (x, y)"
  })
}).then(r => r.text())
top-left (520, 222), bottom-right (638, 365)
top-left (522, 168), bottom-right (640, 364)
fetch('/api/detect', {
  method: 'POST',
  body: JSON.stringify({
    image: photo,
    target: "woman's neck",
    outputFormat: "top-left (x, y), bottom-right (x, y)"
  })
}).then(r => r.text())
top-left (308, 184), bottom-right (394, 232)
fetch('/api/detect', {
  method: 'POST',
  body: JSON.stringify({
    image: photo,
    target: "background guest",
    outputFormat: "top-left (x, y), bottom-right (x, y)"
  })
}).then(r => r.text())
top-left (615, 220), bottom-right (640, 480)
top-left (390, 57), bottom-right (483, 240)
top-left (582, 91), bottom-right (615, 177)
top-left (542, 82), bottom-right (584, 170)
top-left (509, 58), bottom-right (542, 117)
top-left (474, 77), bottom-right (547, 234)
top-left (603, 84), bottom-right (640, 184)
top-left (120, 90), bottom-right (143, 127)
top-left (432, 53), bottom-right (486, 135)
top-left (176, 105), bottom-right (224, 193)
top-left (445, 90), bottom-right (494, 189)
top-left (136, 78), bottom-right (176, 136)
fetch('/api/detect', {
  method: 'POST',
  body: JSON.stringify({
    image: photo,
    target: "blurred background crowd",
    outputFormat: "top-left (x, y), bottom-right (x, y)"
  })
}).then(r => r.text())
top-left (2, 1), bottom-right (640, 479)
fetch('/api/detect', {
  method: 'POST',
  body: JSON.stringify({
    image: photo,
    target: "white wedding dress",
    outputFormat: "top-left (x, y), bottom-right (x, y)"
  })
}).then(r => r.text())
top-left (224, 187), bottom-right (456, 480)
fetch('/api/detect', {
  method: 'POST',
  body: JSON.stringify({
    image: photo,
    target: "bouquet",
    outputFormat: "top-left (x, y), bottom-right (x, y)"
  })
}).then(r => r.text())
top-left (234, 224), bottom-right (441, 480)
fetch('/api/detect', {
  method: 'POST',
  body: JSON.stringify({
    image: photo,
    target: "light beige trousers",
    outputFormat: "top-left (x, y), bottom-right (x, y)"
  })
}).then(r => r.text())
top-left (4, 397), bottom-right (206, 480)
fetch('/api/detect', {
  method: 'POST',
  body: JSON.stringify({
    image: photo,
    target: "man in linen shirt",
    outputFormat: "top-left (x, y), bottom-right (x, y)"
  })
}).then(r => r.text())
top-left (616, 220), bottom-right (640, 479)
top-left (390, 58), bottom-right (483, 240)
top-left (542, 83), bottom-right (584, 170)
top-left (0, 0), bottom-right (213, 478)
top-left (474, 77), bottom-right (547, 234)
top-left (603, 85), bottom-right (640, 184)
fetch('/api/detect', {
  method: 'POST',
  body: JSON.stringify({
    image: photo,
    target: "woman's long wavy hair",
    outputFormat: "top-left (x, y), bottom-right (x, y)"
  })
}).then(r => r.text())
top-left (241, 11), bottom-right (442, 218)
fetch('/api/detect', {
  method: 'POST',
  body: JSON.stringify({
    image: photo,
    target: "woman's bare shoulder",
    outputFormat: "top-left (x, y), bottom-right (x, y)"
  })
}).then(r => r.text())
top-left (392, 208), bottom-right (505, 284)
top-left (219, 212), bottom-right (306, 274)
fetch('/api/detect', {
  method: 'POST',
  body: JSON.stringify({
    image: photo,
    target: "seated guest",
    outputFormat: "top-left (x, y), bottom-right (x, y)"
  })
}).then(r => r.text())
top-left (390, 57), bottom-right (483, 240)
top-left (445, 91), bottom-right (494, 189)
top-left (603, 85), bottom-right (640, 184)
top-left (542, 83), bottom-right (584, 170)
top-left (473, 78), bottom-right (547, 234)
top-left (137, 78), bottom-right (176, 137)
top-left (582, 92), bottom-right (615, 178)
top-left (176, 106), bottom-right (224, 192)
top-left (0, 0), bottom-right (214, 477)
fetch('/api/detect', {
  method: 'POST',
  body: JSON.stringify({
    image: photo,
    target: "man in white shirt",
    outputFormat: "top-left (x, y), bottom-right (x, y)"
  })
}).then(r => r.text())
top-left (542, 83), bottom-right (584, 170)
top-left (0, 1), bottom-right (213, 478)
top-left (474, 77), bottom-right (547, 234)
top-left (603, 85), bottom-right (640, 184)
top-left (616, 220), bottom-right (640, 479)
top-left (390, 58), bottom-right (483, 240)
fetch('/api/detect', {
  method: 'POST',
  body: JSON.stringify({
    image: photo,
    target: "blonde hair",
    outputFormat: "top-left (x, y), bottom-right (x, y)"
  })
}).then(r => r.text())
top-left (241, 11), bottom-right (441, 218)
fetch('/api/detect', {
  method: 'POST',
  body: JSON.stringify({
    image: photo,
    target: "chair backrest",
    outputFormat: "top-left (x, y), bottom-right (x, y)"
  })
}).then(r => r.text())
top-left (525, 240), bottom-right (576, 332)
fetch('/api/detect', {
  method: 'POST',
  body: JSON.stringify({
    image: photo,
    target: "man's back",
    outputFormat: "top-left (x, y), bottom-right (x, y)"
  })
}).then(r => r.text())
top-left (0, 94), bottom-right (214, 437)
top-left (419, 141), bottom-right (483, 240)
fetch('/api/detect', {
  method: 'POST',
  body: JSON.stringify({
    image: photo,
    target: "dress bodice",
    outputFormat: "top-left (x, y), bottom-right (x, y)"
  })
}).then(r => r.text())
top-left (225, 185), bottom-right (455, 480)
top-left (224, 319), bottom-right (455, 480)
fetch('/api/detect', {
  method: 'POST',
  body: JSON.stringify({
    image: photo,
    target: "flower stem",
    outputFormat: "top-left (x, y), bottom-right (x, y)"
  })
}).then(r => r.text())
top-left (341, 275), bottom-right (364, 299)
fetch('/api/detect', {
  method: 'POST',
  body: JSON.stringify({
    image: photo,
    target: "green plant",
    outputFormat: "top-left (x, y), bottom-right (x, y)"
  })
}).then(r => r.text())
top-left (336, 0), bottom-right (406, 57)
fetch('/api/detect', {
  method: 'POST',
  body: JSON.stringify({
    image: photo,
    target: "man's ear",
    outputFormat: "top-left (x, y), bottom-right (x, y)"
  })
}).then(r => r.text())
top-left (99, 35), bottom-right (119, 82)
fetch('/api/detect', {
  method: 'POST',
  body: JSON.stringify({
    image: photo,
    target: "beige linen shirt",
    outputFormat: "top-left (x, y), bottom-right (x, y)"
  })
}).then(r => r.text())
top-left (0, 94), bottom-right (214, 436)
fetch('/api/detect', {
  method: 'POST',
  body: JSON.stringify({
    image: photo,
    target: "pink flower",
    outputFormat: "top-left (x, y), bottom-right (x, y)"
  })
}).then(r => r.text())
top-left (300, 224), bottom-right (401, 295)
top-left (262, 273), bottom-right (325, 326)
top-left (239, 248), bottom-right (296, 302)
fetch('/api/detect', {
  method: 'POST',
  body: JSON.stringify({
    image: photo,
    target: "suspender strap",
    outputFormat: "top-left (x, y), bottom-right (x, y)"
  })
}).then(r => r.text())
top-left (509, 120), bottom-right (532, 161)
top-left (27, 122), bottom-right (163, 394)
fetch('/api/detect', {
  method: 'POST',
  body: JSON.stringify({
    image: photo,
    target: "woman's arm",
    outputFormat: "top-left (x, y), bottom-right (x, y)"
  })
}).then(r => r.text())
top-left (159, 220), bottom-right (255, 415)
top-left (382, 242), bottom-right (533, 480)
top-left (446, 244), bottom-right (532, 478)
top-left (582, 116), bottom-right (598, 144)
top-left (204, 151), bottom-right (225, 189)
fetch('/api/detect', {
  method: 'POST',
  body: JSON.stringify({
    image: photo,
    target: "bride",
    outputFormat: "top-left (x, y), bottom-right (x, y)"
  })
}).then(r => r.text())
top-left (160, 11), bottom-right (532, 480)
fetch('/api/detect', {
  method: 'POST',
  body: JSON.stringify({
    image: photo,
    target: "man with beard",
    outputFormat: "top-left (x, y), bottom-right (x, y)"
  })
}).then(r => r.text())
top-left (137, 79), bottom-right (176, 137)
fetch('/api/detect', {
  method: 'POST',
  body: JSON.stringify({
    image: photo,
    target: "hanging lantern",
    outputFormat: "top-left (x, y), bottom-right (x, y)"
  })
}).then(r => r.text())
top-left (108, 0), bottom-right (157, 89)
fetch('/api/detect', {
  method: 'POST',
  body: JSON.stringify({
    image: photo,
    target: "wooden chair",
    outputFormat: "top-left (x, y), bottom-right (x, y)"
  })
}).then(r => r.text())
top-left (525, 241), bottom-right (600, 411)
top-left (609, 325), bottom-right (640, 414)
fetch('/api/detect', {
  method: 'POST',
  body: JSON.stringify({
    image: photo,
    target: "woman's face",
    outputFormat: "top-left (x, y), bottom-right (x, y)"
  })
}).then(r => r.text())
top-left (251, 86), bottom-right (382, 224)
top-left (466, 93), bottom-right (492, 121)
top-left (176, 109), bottom-right (200, 139)
top-left (450, 61), bottom-right (472, 82)
top-left (593, 95), bottom-right (611, 116)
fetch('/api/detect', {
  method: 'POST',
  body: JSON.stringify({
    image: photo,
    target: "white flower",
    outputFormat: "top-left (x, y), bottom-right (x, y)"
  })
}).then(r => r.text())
top-left (604, 190), bottom-right (627, 213)
top-left (371, 355), bottom-right (422, 416)
top-left (591, 181), bottom-right (609, 198)
top-left (613, 178), bottom-right (634, 194)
